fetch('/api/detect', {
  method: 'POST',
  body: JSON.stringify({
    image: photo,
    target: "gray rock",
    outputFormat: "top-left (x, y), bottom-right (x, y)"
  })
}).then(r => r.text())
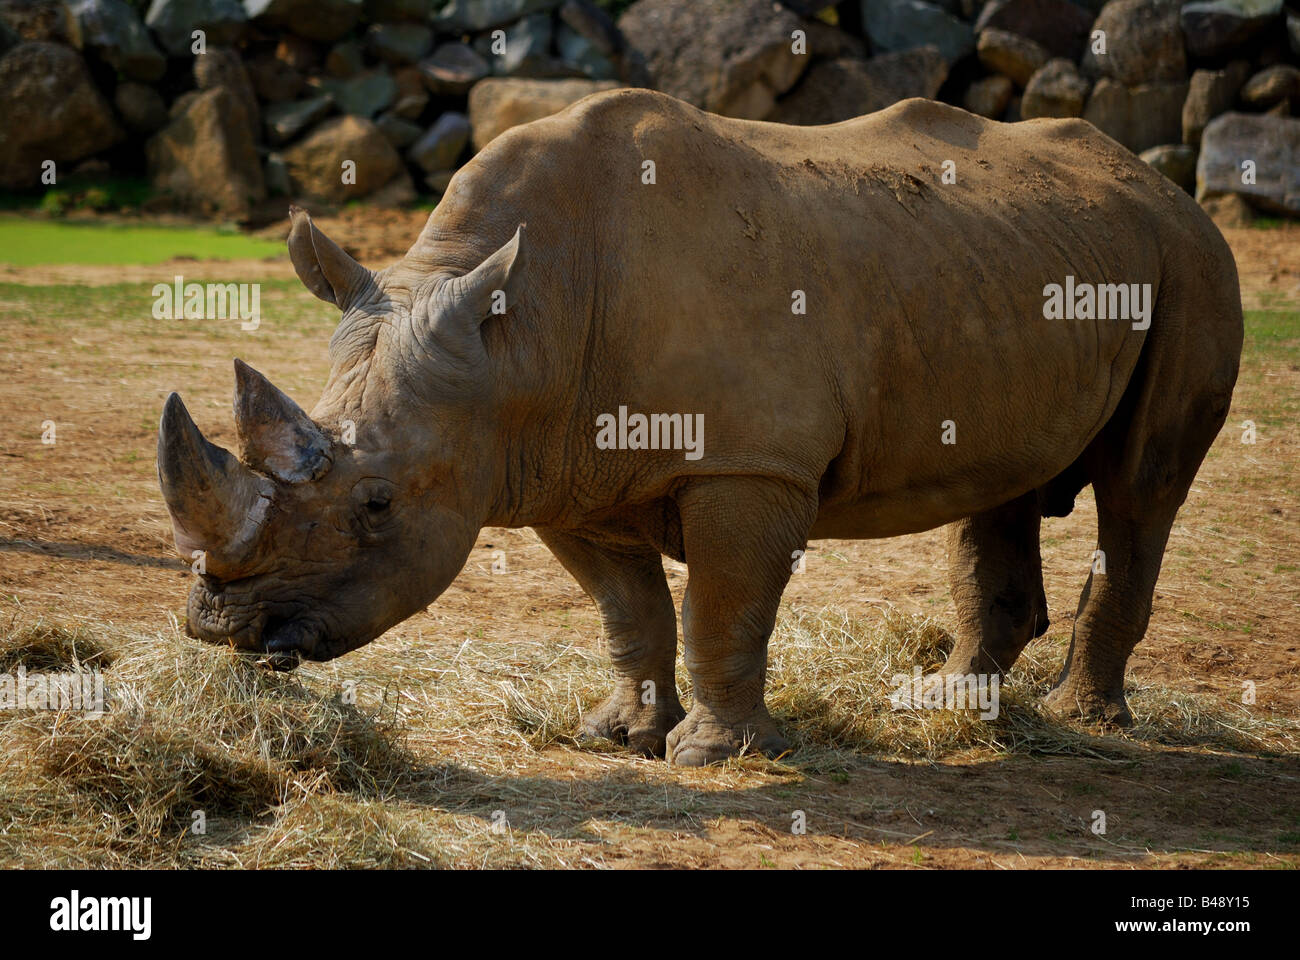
top-left (281, 114), bottom-right (405, 205)
top-left (1289, 11), bottom-right (1300, 58)
top-left (376, 111), bottom-right (423, 147)
top-left (264, 151), bottom-right (291, 194)
top-left (242, 0), bottom-right (363, 44)
top-left (432, 0), bottom-right (561, 32)
top-left (367, 21), bottom-right (433, 65)
top-left (1081, 0), bottom-right (1185, 86)
top-left (964, 74), bottom-right (1014, 118)
top-left (247, 51), bottom-right (304, 102)
top-left (769, 48), bottom-right (950, 125)
top-left (275, 34), bottom-right (319, 72)
top-left (391, 66), bottom-right (429, 119)
top-left (556, 21), bottom-right (618, 79)
top-left (467, 76), bottom-right (621, 149)
top-left (497, 12), bottom-right (558, 77)
top-left (195, 46), bottom-right (260, 132)
top-left (1180, 0), bottom-right (1284, 60)
top-left (66, 0), bottom-right (165, 82)
top-left (325, 39), bottom-right (364, 78)
top-left (1083, 77), bottom-right (1189, 154)
top-left (860, 0), bottom-right (974, 62)
top-left (114, 81), bottom-right (168, 132)
top-left (145, 0), bottom-right (247, 57)
top-left (263, 94), bottom-right (334, 145)
top-left (619, 0), bottom-right (808, 120)
top-left (407, 110), bottom-right (469, 171)
top-left (1020, 58), bottom-right (1090, 119)
top-left (1196, 111), bottom-right (1299, 214)
top-left (364, 0), bottom-right (435, 19)
top-left (315, 68), bottom-right (397, 117)
top-left (1183, 62), bottom-right (1251, 147)
top-left (1241, 65), bottom-right (1300, 110)
top-left (419, 42), bottom-right (490, 95)
top-left (1139, 143), bottom-right (1197, 192)
top-left (147, 86), bottom-right (265, 216)
top-left (976, 27), bottom-right (1047, 88)
top-left (973, 0), bottom-right (1093, 61)
top-left (0, 42), bottom-right (122, 188)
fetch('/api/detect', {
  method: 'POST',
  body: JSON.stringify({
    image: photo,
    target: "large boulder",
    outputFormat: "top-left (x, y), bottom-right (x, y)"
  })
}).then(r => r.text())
top-left (973, 0), bottom-right (1093, 61)
top-left (1196, 111), bottom-right (1299, 214)
top-left (768, 47), bottom-right (950, 125)
top-left (147, 86), bottom-right (266, 216)
top-left (66, 0), bottom-right (166, 81)
top-left (976, 27), bottom-right (1048, 87)
top-left (406, 110), bottom-right (469, 171)
top-left (0, 42), bottom-right (122, 188)
top-left (195, 46), bottom-right (260, 132)
top-left (314, 67), bottom-right (397, 116)
top-left (115, 81), bottom-right (169, 133)
top-left (1240, 65), bottom-right (1300, 110)
top-left (619, 0), bottom-right (808, 120)
top-left (242, 0), bottom-right (363, 44)
top-left (964, 74), bottom-right (1014, 118)
top-left (1182, 62), bottom-right (1251, 146)
top-left (1180, 0), bottom-right (1284, 59)
top-left (859, 0), bottom-right (974, 62)
top-left (467, 76), bottom-right (620, 149)
top-left (263, 94), bottom-right (335, 144)
top-left (419, 41), bottom-right (490, 94)
top-left (280, 113), bottom-right (406, 204)
top-left (1082, 77), bottom-right (1188, 153)
top-left (1080, 0), bottom-right (1185, 85)
top-left (432, 0), bottom-right (561, 32)
top-left (1020, 58), bottom-right (1090, 118)
top-left (145, 0), bottom-right (247, 56)
top-left (1139, 143), bottom-right (1197, 193)
top-left (366, 20), bottom-right (432, 65)
top-left (0, 0), bottom-right (70, 42)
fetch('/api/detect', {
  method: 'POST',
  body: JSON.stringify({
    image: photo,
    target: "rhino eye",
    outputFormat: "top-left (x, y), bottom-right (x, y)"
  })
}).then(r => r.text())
top-left (364, 497), bottom-right (390, 513)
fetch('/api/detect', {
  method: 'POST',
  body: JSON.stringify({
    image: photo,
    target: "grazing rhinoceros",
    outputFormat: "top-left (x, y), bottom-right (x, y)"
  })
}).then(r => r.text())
top-left (158, 90), bottom-right (1242, 765)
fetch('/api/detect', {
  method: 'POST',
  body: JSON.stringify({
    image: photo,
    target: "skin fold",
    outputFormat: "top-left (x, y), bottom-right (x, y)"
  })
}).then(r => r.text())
top-left (158, 90), bottom-right (1243, 765)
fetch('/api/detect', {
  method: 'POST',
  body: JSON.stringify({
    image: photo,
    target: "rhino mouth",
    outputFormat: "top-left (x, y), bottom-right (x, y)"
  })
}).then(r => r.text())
top-left (187, 584), bottom-right (336, 669)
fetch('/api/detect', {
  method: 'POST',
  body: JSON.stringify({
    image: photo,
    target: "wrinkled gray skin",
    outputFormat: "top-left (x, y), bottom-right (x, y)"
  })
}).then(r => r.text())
top-left (159, 91), bottom-right (1243, 765)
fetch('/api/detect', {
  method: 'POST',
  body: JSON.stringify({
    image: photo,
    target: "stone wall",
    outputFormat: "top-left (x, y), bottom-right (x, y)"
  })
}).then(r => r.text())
top-left (1, 0), bottom-right (1295, 220)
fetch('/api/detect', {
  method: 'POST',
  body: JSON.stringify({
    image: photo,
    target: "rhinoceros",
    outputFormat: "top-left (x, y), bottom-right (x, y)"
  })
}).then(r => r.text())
top-left (157, 90), bottom-right (1242, 765)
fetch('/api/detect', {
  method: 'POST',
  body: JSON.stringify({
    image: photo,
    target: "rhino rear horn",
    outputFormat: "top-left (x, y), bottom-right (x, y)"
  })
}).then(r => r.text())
top-left (233, 359), bottom-right (332, 483)
top-left (287, 205), bottom-right (372, 308)
top-left (157, 392), bottom-right (273, 576)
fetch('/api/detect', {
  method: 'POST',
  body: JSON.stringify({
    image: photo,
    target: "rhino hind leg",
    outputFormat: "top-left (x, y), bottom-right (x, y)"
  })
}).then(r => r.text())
top-left (537, 529), bottom-right (685, 757)
top-left (942, 491), bottom-right (1049, 679)
top-left (1044, 287), bottom-right (1238, 726)
top-left (665, 477), bottom-right (819, 766)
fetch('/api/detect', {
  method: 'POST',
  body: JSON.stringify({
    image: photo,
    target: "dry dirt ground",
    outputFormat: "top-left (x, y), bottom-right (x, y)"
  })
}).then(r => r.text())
top-left (0, 211), bottom-right (1296, 869)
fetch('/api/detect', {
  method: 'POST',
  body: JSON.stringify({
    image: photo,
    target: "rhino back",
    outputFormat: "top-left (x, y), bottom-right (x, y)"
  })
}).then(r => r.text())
top-left (418, 89), bottom-right (1235, 533)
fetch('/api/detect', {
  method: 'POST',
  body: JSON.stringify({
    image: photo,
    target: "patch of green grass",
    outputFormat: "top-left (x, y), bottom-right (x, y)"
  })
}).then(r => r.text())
top-left (0, 217), bottom-right (282, 266)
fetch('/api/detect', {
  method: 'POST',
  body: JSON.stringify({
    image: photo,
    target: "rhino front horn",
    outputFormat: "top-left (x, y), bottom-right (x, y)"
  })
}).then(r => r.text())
top-left (233, 359), bottom-right (332, 483)
top-left (157, 392), bottom-right (273, 577)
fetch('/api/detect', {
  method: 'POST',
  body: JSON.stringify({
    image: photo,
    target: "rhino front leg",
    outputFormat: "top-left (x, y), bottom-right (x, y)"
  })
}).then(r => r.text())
top-left (666, 478), bottom-right (818, 766)
top-left (942, 491), bottom-right (1049, 678)
top-left (537, 529), bottom-right (684, 757)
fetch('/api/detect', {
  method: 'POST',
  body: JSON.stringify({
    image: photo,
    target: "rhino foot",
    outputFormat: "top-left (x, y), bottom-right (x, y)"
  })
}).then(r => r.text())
top-left (1042, 682), bottom-right (1133, 727)
top-left (665, 704), bottom-right (791, 767)
top-left (579, 685), bottom-right (685, 758)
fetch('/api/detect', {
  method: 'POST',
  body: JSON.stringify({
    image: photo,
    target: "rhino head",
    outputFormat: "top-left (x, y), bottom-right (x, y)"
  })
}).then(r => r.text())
top-left (157, 207), bottom-right (526, 667)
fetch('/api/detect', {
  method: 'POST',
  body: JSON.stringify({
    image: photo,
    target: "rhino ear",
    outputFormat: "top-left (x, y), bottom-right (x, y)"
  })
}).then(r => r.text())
top-left (287, 205), bottom-right (373, 309)
top-left (448, 224), bottom-right (527, 327)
